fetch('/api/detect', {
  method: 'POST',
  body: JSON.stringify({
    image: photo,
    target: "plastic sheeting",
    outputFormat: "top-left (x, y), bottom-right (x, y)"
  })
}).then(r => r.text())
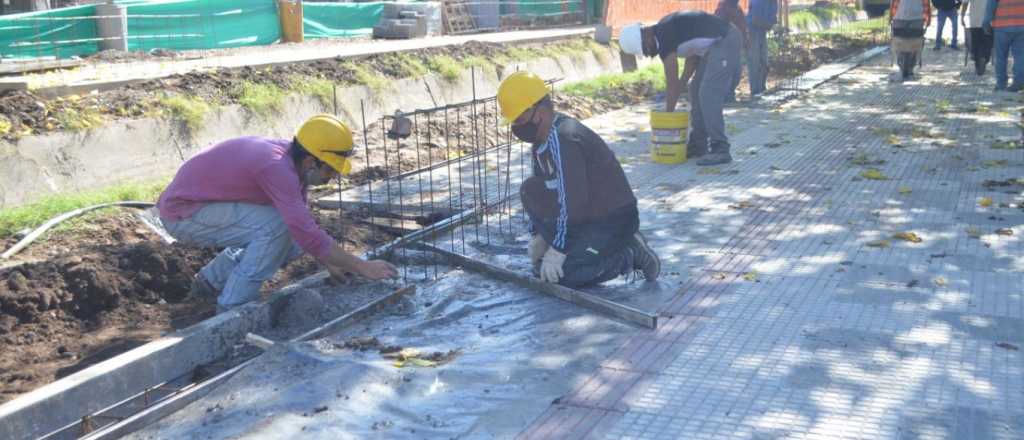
top-left (127, 224), bottom-right (668, 439)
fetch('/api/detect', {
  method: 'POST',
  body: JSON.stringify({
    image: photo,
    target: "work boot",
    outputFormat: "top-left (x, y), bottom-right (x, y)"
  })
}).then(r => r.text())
top-left (696, 142), bottom-right (732, 166)
top-left (976, 58), bottom-right (986, 76)
top-left (189, 274), bottom-right (217, 302)
top-left (687, 142), bottom-right (708, 159)
top-left (627, 232), bottom-right (660, 282)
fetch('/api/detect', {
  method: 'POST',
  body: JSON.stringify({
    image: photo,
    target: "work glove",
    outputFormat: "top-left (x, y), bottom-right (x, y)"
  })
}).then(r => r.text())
top-left (528, 235), bottom-right (549, 269)
top-left (539, 247), bottom-right (566, 283)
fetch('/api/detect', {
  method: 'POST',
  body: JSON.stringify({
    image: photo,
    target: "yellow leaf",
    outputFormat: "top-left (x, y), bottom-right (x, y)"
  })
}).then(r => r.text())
top-left (742, 271), bottom-right (758, 282)
top-left (898, 186), bottom-right (912, 194)
top-left (860, 169), bottom-right (889, 180)
top-left (980, 197), bottom-right (993, 207)
top-left (698, 167), bottom-right (721, 175)
top-left (983, 160), bottom-right (1008, 168)
top-left (886, 134), bottom-right (901, 145)
top-left (893, 232), bottom-right (923, 243)
top-left (933, 276), bottom-right (947, 287)
top-left (866, 239), bottom-right (890, 248)
top-left (966, 227), bottom-right (982, 238)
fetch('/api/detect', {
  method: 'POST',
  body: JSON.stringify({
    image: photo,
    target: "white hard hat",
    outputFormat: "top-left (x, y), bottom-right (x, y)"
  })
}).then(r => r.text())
top-left (619, 23), bottom-right (643, 56)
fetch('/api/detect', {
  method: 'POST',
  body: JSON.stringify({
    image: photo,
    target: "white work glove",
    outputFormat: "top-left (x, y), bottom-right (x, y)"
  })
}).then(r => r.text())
top-left (539, 247), bottom-right (566, 283)
top-left (528, 235), bottom-right (549, 268)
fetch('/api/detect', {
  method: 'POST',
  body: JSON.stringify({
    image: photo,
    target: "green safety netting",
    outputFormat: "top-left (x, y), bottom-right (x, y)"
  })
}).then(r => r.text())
top-left (119, 0), bottom-right (280, 52)
top-left (0, 0), bottom-right (384, 59)
top-left (0, 4), bottom-right (100, 59)
top-left (304, 1), bottom-right (384, 40)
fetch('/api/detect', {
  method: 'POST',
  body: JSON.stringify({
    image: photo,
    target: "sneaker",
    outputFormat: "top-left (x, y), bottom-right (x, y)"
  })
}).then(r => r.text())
top-left (696, 151), bottom-right (733, 166)
top-left (190, 274), bottom-right (217, 301)
top-left (628, 232), bottom-right (660, 282)
top-left (976, 59), bottom-right (987, 76)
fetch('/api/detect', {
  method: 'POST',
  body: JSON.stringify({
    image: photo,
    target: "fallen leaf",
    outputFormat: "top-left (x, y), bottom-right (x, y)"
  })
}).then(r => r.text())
top-left (995, 342), bottom-right (1020, 351)
top-left (860, 169), bottom-right (889, 180)
top-left (967, 166), bottom-right (980, 172)
top-left (906, 279), bottom-right (920, 288)
top-left (742, 271), bottom-right (758, 282)
top-left (698, 167), bottom-right (721, 175)
top-left (866, 239), bottom-right (890, 248)
top-left (886, 134), bottom-right (901, 146)
top-left (996, 228), bottom-right (1014, 236)
top-left (980, 197), bottom-right (993, 207)
top-left (990, 139), bottom-right (1022, 150)
top-left (712, 273), bottom-right (727, 280)
top-left (850, 153), bottom-right (886, 166)
top-left (769, 165), bottom-right (783, 171)
top-left (729, 201), bottom-right (755, 209)
top-left (898, 186), bottom-right (912, 194)
top-left (983, 159), bottom-right (1008, 168)
top-left (966, 227), bottom-right (983, 238)
top-left (933, 276), bottom-right (947, 287)
top-left (893, 232), bottom-right (923, 243)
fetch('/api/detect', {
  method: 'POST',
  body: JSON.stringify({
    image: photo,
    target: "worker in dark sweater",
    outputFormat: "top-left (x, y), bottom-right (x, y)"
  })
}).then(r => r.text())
top-left (496, 72), bottom-right (661, 288)
top-left (619, 11), bottom-right (743, 166)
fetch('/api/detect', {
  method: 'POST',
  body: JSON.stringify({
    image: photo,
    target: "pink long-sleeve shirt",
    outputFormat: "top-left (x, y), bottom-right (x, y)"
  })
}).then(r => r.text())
top-left (157, 136), bottom-right (335, 261)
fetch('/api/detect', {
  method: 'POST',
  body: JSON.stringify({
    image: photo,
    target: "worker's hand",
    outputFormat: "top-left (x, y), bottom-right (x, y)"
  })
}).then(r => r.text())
top-left (355, 260), bottom-right (399, 280)
top-left (528, 235), bottom-right (549, 269)
top-left (539, 247), bottom-right (566, 283)
top-left (326, 264), bottom-right (354, 285)
top-left (984, 22), bottom-right (993, 35)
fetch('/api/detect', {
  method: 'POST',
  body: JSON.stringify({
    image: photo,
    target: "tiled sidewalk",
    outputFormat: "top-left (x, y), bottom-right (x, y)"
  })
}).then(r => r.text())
top-left (520, 46), bottom-right (1024, 439)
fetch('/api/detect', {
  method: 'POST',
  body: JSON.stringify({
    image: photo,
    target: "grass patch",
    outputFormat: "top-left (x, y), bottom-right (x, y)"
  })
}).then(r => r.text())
top-left (236, 81), bottom-right (287, 117)
top-left (54, 106), bottom-right (104, 131)
top-left (427, 55), bottom-right (463, 82)
top-left (386, 52), bottom-right (429, 78)
top-left (349, 63), bottom-right (389, 93)
top-left (461, 55), bottom-right (495, 74)
top-left (0, 180), bottom-right (169, 238)
top-left (291, 76), bottom-right (335, 109)
top-left (561, 64), bottom-right (666, 98)
top-left (159, 94), bottom-right (211, 133)
top-left (587, 40), bottom-right (612, 64)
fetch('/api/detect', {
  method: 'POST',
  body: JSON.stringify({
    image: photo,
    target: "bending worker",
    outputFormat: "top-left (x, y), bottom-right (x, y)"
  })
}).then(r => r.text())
top-left (619, 11), bottom-right (743, 166)
top-left (497, 72), bottom-right (661, 288)
top-left (157, 114), bottom-right (398, 312)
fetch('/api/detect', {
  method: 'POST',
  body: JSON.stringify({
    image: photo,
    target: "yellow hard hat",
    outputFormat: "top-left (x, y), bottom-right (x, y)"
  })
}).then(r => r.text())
top-left (296, 114), bottom-right (354, 175)
top-left (497, 71), bottom-right (549, 123)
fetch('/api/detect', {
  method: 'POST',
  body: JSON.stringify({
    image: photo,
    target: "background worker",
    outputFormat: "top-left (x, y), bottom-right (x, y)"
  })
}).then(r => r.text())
top-left (747, 0), bottom-right (778, 96)
top-left (157, 114), bottom-right (398, 313)
top-left (962, 0), bottom-right (993, 75)
top-left (497, 72), bottom-right (661, 288)
top-left (680, 0), bottom-right (751, 104)
top-left (619, 11), bottom-right (742, 166)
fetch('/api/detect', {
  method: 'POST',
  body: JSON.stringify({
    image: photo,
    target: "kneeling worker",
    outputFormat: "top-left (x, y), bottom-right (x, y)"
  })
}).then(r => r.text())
top-left (497, 72), bottom-right (661, 288)
top-left (619, 11), bottom-right (743, 166)
top-left (158, 114), bottom-right (398, 312)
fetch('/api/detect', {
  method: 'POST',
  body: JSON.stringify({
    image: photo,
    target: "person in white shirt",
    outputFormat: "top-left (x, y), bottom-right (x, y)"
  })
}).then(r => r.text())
top-left (962, 0), bottom-right (994, 74)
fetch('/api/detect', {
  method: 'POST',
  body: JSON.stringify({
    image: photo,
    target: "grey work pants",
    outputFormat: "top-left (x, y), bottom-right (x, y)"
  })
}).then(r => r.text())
top-left (748, 28), bottom-right (769, 95)
top-left (689, 25), bottom-right (743, 149)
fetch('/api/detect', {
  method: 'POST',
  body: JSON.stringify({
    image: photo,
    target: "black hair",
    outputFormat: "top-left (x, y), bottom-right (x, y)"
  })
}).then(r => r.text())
top-left (290, 137), bottom-right (320, 165)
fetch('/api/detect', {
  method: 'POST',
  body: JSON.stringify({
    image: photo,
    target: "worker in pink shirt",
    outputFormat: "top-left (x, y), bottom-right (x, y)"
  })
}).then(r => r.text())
top-left (157, 114), bottom-right (398, 312)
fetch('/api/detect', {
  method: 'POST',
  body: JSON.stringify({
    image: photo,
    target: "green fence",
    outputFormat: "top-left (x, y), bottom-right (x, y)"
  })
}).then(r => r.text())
top-left (0, 0), bottom-right (388, 59)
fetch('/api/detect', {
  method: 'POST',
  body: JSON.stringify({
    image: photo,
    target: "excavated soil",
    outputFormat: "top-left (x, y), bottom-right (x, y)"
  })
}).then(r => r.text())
top-left (0, 206), bottom-right (393, 404)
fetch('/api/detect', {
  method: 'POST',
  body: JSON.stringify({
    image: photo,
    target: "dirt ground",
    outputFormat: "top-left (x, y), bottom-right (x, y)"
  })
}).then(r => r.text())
top-left (0, 30), bottom-right (883, 404)
top-left (0, 206), bottom-right (391, 404)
